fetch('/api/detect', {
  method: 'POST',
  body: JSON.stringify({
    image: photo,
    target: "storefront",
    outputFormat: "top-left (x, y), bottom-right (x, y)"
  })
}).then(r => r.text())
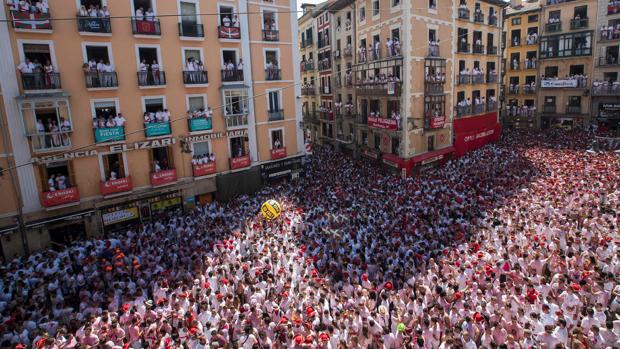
top-left (453, 112), bottom-right (501, 157)
top-left (26, 210), bottom-right (94, 249)
top-left (100, 192), bottom-right (183, 233)
top-left (596, 102), bottom-right (620, 130)
top-left (101, 202), bottom-right (141, 234)
top-left (260, 155), bottom-right (305, 183)
top-left (411, 146), bottom-right (455, 174)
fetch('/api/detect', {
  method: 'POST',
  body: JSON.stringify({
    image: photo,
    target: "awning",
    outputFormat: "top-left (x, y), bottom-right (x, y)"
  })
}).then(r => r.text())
top-left (412, 146), bottom-right (455, 164)
top-left (0, 224), bottom-right (18, 235)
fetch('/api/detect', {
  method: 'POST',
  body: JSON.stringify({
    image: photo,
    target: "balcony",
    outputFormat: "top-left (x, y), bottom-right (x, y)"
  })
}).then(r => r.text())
top-left (543, 105), bottom-right (557, 114)
top-left (472, 74), bottom-right (484, 84)
top-left (31, 131), bottom-right (72, 152)
top-left (473, 44), bottom-right (485, 54)
top-left (150, 169), bottom-right (177, 187)
top-left (428, 44), bottom-right (440, 57)
top-left (609, 3), bottom-right (620, 15)
top-left (20, 73), bottom-right (61, 91)
top-left (183, 71), bottom-right (208, 85)
top-left (40, 187), bottom-right (80, 208)
top-left (474, 12), bottom-right (484, 23)
top-left (545, 22), bottom-right (561, 33)
top-left (318, 60), bottom-right (332, 71)
top-left (458, 8), bottom-right (470, 20)
top-left (487, 46), bottom-right (497, 55)
top-left (319, 110), bottom-right (333, 121)
top-left (320, 85), bottom-right (332, 95)
top-left (94, 126), bottom-right (125, 143)
top-left (343, 47), bottom-right (353, 58)
top-left (356, 81), bottom-right (402, 96)
top-left (77, 17), bottom-right (111, 34)
top-left (472, 103), bottom-right (485, 115)
top-left (456, 105), bottom-right (472, 117)
top-left (8, 10), bottom-right (52, 30)
top-left (524, 85), bottom-right (536, 94)
top-left (600, 31), bottom-right (620, 42)
top-left (458, 43), bottom-right (471, 53)
top-left (487, 73), bottom-right (498, 83)
top-left (187, 117), bottom-right (212, 132)
top-left (458, 74), bottom-right (472, 85)
top-left (591, 84), bottom-right (620, 96)
top-left (598, 56), bottom-right (620, 67)
top-left (301, 39), bottom-right (314, 48)
top-left (101, 177), bottom-right (132, 196)
top-left (132, 18), bottom-right (161, 36)
top-left (178, 22), bottom-right (204, 38)
top-left (224, 113), bottom-right (248, 128)
top-left (301, 62), bottom-right (315, 72)
top-left (367, 116), bottom-right (399, 131)
top-left (570, 18), bottom-right (588, 30)
top-left (84, 72), bottom-right (118, 89)
top-left (221, 69), bottom-right (244, 82)
top-left (218, 26), bottom-right (241, 39)
top-left (566, 105), bottom-right (582, 114)
top-left (301, 87), bottom-right (316, 95)
top-left (263, 29), bottom-right (279, 41)
top-left (193, 162), bottom-right (217, 177)
top-left (271, 147), bottom-right (287, 160)
top-left (425, 81), bottom-right (445, 95)
top-left (137, 71), bottom-right (166, 87)
top-left (268, 109), bottom-right (284, 121)
top-left (487, 102), bottom-right (497, 112)
top-left (508, 85), bottom-right (519, 94)
top-left (265, 69), bottom-right (281, 81)
top-left (230, 155), bottom-right (251, 170)
top-left (333, 50), bottom-right (341, 61)
top-left (488, 15), bottom-right (498, 26)
top-left (144, 122), bottom-right (171, 137)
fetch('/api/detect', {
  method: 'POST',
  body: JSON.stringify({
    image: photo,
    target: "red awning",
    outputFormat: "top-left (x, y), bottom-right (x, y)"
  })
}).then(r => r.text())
top-left (412, 146), bottom-right (455, 164)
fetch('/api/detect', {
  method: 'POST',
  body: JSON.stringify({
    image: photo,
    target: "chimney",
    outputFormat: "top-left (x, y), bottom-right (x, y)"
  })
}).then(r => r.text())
top-left (510, 0), bottom-right (522, 8)
top-left (301, 3), bottom-right (317, 14)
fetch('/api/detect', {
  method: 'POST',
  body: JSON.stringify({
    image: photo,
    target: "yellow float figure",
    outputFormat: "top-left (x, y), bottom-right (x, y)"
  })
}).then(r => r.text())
top-left (261, 199), bottom-right (282, 220)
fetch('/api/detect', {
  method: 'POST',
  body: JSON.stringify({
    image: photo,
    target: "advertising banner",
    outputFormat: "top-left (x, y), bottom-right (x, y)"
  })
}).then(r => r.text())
top-left (193, 162), bottom-right (217, 177)
top-left (145, 123), bottom-right (171, 137)
top-left (230, 155), bottom-right (251, 169)
top-left (40, 187), bottom-right (80, 207)
top-left (150, 169), bottom-right (177, 186)
top-left (429, 115), bottom-right (446, 129)
top-left (102, 207), bottom-right (139, 226)
top-left (270, 147), bottom-right (287, 160)
top-left (368, 117), bottom-right (398, 131)
top-left (100, 176), bottom-right (132, 196)
top-left (540, 80), bottom-right (578, 88)
top-left (189, 118), bottom-right (212, 132)
top-left (95, 127), bottom-right (125, 143)
top-left (453, 112), bottom-right (501, 157)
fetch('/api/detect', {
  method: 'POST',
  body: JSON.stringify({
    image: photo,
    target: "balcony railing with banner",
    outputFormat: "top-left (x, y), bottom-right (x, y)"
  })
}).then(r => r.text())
top-left (300, 62), bottom-right (314, 72)
top-left (101, 177), bottom-right (132, 196)
top-left (458, 43), bottom-right (471, 53)
top-left (610, 3), bottom-right (620, 15)
top-left (150, 169), bottom-right (177, 186)
top-left (221, 69), bottom-right (243, 82)
top-left (187, 117), bottom-right (212, 132)
top-left (591, 84), bottom-right (620, 96)
top-left (263, 29), bottom-right (279, 41)
top-left (84, 72), bottom-right (118, 88)
top-left (566, 105), bottom-right (582, 114)
top-left (230, 155), bottom-right (251, 170)
top-left (367, 116), bottom-right (400, 131)
top-left (456, 105), bottom-right (472, 117)
top-left (265, 69), bottom-right (281, 81)
top-left (137, 71), bottom-right (166, 87)
top-left (458, 8), bottom-right (470, 20)
top-left (9, 10), bottom-right (52, 30)
top-left (545, 22), bottom-right (561, 33)
top-left (193, 162), bottom-right (216, 177)
top-left (473, 44), bottom-right (485, 54)
top-left (458, 74), bottom-right (472, 85)
top-left (94, 126), bottom-right (125, 143)
top-left (183, 71), bottom-right (208, 85)
top-left (271, 147), bottom-right (287, 160)
top-left (21, 72), bottom-right (61, 91)
top-left (570, 18), bottom-right (588, 30)
top-left (218, 26), bottom-right (241, 39)
top-left (355, 81), bottom-right (402, 96)
top-left (144, 122), bottom-right (171, 137)
top-left (40, 187), bottom-right (80, 208)
top-left (268, 109), bottom-right (284, 121)
top-left (132, 18), bottom-right (161, 35)
top-left (178, 22), bottom-right (204, 37)
top-left (224, 113), bottom-right (248, 128)
top-left (77, 17), bottom-right (111, 33)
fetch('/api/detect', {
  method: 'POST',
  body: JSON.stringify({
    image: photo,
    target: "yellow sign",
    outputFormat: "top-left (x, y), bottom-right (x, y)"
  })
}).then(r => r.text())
top-left (102, 207), bottom-right (139, 226)
top-left (151, 197), bottom-right (182, 212)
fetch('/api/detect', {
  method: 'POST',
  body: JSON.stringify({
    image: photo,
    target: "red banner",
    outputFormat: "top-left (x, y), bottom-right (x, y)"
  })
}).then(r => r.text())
top-left (429, 115), bottom-right (446, 129)
top-left (40, 187), bottom-right (80, 208)
top-left (219, 26), bottom-right (241, 39)
top-left (11, 11), bottom-right (52, 30)
top-left (135, 20), bottom-right (158, 34)
top-left (150, 169), bottom-right (177, 186)
top-left (230, 155), bottom-right (251, 170)
top-left (361, 148), bottom-right (380, 160)
top-left (271, 147), bottom-right (287, 160)
top-left (368, 117), bottom-right (398, 131)
top-left (193, 162), bottom-right (217, 177)
top-left (100, 176), bottom-right (133, 196)
top-left (453, 112), bottom-right (501, 157)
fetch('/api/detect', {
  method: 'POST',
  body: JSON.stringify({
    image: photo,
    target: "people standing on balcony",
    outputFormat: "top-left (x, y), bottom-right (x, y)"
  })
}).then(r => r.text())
top-left (145, 8), bottom-right (155, 21)
top-left (151, 60), bottom-right (161, 85)
top-left (358, 44), bottom-right (366, 63)
top-left (135, 7), bottom-right (144, 19)
top-left (139, 59), bottom-right (148, 85)
top-left (386, 37), bottom-right (393, 58)
top-left (526, 31), bottom-right (538, 45)
top-left (113, 113), bottom-right (126, 127)
top-left (17, 58), bottom-right (35, 88)
top-left (373, 39), bottom-right (380, 61)
top-left (232, 14), bottom-right (240, 28)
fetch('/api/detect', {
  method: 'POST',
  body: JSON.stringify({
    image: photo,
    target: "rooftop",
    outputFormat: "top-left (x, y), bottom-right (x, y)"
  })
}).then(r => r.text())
top-left (506, 0), bottom-right (541, 16)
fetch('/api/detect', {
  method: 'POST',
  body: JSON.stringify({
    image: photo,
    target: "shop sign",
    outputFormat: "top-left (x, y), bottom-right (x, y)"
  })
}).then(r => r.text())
top-left (145, 123), bottom-right (172, 137)
top-left (540, 80), bottom-right (578, 88)
top-left (101, 176), bottom-right (132, 196)
top-left (184, 129), bottom-right (248, 143)
top-left (230, 155), bottom-right (251, 170)
top-left (362, 149), bottom-right (380, 160)
top-left (150, 169), bottom-right (177, 186)
top-left (189, 118), bottom-right (213, 132)
top-left (40, 187), bottom-right (80, 208)
top-left (429, 115), bottom-right (446, 129)
top-left (193, 162), bottom-right (217, 177)
top-left (421, 154), bottom-right (444, 165)
top-left (382, 158), bottom-right (399, 168)
top-left (102, 207), bottom-right (139, 226)
top-left (368, 117), bottom-right (398, 131)
top-left (151, 196), bottom-right (182, 212)
top-left (260, 156), bottom-right (303, 179)
top-left (95, 127), bottom-right (125, 143)
top-left (271, 147), bottom-right (287, 160)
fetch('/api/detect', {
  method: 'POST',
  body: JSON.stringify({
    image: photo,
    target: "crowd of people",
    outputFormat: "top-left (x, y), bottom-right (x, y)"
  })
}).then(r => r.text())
top-left (77, 4), bottom-right (110, 18)
top-left (83, 59), bottom-right (116, 88)
top-left (138, 60), bottom-right (163, 86)
top-left (35, 117), bottom-right (72, 149)
top-left (1, 130), bottom-right (619, 349)
top-left (17, 59), bottom-right (58, 90)
top-left (506, 104), bottom-right (537, 118)
top-left (144, 109), bottom-right (171, 125)
top-left (93, 113), bottom-right (126, 130)
top-left (45, 173), bottom-right (70, 192)
top-left (6, 0), bottom-right (48, 13)
top-left (191, 153), bottom-right (216, 166)
top-left (187, 108), bottom-right (214, 121)
top-left (222, 60), bottom-right (244, 81)
top-left (600, 23), bottom-right (620, 41)
top-left (592, 79), bottom-right (620, 95)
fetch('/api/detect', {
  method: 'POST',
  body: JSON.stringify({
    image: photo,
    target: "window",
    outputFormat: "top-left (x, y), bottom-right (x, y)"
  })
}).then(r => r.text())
top-left (392, 0), bottom-right (400, 7)
top-left (391, 137), bottom-right (399, 155)
top-left (40, 161), bottom-right (74, 192)
top-left (92, 100), bottom-right (118, 125)
top-left (268, 91), bottom-right (281, 112)
top-left (427, 136), bottom-right (434, 151)
top-left (568, 96), bottom-right (581, 107)
top-left (373, 1), bottom-right (380, 16)
top-left (193, 141), bottom-right (211, 157)
top-left (179, 1), bottom-right (199, 35)
top-left (359, 6), bottom-right (365, 21)
top-left (573, 6), bottom-right (587, 19)
top-left (548, 10), bottom-right (560, 23)
top-left (26, 100), bottom-right (72, 151)
top-left (151, 147), bottom-right (173, 172)
top-left (512, 17), bottom-right (521, 25)
top-left (230, 136), bottom-right (249, 157)
top-left (223, 89), bottom-right (248, 116)
top-left (188, 95), bottom-right (205, 112)
top-left (102, 153), bottom-right (126, 181)
top-left (429, 0), bottom-right (437, 9)
top-left (263, 9), bottom-right (277, 30)
top-left (540, 32), bottom-right (592, 58)
top-left (544, 66), bottom-right (558, 78)
top-left (271, 129), bottom-right (283, 149)
top-left (144, 97), bottom-right (164, 114)
top-left (528, 14), bottom-right (538, 23)
top-left (133, 0), bottom-right (154, 15)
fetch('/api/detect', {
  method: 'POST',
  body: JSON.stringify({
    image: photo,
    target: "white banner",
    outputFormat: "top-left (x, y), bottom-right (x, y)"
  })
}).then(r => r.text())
top-left (540, 80), bottom-right (577, 88)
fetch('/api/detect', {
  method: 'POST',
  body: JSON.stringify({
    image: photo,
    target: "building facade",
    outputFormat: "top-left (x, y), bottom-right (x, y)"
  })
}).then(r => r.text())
top-left (538, 0), bottom-right (596, 129)
top-left (0, 0), bottom-right (304, 259)
top-left (300, 0), bottom-right (504, 174)
top-left (591, 0), bottom-right (620, 130)
top-left (502, 0), bottom-right (541, 129)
